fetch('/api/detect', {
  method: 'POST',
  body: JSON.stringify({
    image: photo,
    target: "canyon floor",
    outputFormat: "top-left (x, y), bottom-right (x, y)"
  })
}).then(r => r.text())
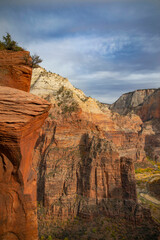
top-left (135, 158), bottom-right (160, 224)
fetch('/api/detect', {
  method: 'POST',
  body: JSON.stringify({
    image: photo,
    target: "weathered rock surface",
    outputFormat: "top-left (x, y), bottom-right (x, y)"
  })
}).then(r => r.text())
top-left (31, 68), bottom-right (155, 225)
top-left (0, 86), bottom-right (50, 240)
top-left (0, 50), bottom-right (32, 92)
top-left (109, 88), bottom-right (156, 115)
top-left (137, 88), bottom-right (160, 122)
top-left (34, 119), bottom-right (139, 219)
top-left (110, 88), bottom-right (160, 161)
top-left (31, 67), bottom-right (146, 164)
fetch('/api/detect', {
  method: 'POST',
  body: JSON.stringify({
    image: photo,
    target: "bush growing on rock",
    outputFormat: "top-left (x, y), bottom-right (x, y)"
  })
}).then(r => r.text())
top-left (31, 54), bottom-right (43, 68)
top-left (0, 33), bottom-right (43, 68)
top-left (0, 33), bottom-right (24, 51)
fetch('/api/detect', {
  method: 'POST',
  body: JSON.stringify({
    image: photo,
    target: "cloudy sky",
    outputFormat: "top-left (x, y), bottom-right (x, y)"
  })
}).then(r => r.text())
top-left (0, 0), bottom-right (160, 103)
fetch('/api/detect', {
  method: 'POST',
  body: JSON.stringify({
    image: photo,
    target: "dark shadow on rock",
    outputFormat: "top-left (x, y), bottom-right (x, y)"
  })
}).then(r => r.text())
top-left (77, 133), bottom-right (92, 195)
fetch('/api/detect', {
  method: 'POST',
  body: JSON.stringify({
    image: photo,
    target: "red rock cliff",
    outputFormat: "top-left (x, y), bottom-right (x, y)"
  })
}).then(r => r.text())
top-left (31, 67), bottom-right (159, 239)
top-left (0, 86), bottom-right (50, 240)
top-left (110, 88), bottom-right (160, 161)
top-left (31, 68), bottom-right (146, 220)
top-left (0, 50), bottom-right (32, 92)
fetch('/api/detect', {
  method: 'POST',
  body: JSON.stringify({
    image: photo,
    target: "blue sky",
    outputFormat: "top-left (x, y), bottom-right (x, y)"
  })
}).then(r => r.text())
top-left (0, 0), bottom-right (160, 103)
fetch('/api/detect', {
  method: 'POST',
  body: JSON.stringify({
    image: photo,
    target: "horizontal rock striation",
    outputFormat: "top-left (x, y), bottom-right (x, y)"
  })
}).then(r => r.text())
top-left (0, 86), bottom-right (50, 240)
top-left (109, 88), bottom-right (156, 115)
top-left (136, 88), bottom-right (160, 122)
top-left (31, 68), bottom-right (155, 225)
top-left (0, 50), bottom-right (32, 92)
top-left (110, 88), bottom-right (160, 161)
top-left (34, 117), bottom-right (140, 220)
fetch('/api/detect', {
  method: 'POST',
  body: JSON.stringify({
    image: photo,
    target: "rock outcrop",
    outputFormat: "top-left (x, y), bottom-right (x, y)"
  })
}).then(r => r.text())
top-left (110, 88), bottom-right (160, 161)
top-left (0, 52), bottom-right (50, 240)
top-left (0, 86), bottom-right (50, 240)
top-left (31, 68), bottom-right (152, 222)
top-left (31, 67), bottom-right (146, 164)
top-left (0, 50), bottom-right (32, 92)
top-left (109, 88), bottom-right (156, 115)
top-left (137, 88), bottom-right (160, 122)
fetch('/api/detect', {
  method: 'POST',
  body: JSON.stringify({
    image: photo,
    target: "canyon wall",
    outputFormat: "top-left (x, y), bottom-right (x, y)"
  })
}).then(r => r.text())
top-left (0, 52), bottom-right (50, 240)
top-left (110, 88), bottom-right (160, 161)
top-left (31, 67), bottom-right (151, 222)
top-left (109, 89), bottom-right (156, 115)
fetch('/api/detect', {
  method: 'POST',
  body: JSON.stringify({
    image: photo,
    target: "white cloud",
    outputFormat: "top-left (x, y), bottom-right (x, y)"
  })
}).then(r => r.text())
top-left (25, 35), bottom-right (160, 103)
top-left (26, 34), bottom-right (131, 75)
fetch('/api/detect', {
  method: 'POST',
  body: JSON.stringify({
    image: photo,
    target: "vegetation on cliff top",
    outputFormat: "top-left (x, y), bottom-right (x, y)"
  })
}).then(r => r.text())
top-left (0, 33), bottom-right (42, 67)
top-left (0, 33), bottom-right (24, 51)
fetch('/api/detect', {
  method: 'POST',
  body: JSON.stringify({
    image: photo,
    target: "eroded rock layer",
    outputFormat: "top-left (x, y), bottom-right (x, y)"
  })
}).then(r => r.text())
top-left (111, 88), bottom-right (160, 161)
top-left (34, 117), bottom-right (141, 220)
top-left (0, 50), bottom-right (32, 92)
top-left (0, 86), bottom-right (50, 240)
top-left (31, 68), bottom-right (149, 220)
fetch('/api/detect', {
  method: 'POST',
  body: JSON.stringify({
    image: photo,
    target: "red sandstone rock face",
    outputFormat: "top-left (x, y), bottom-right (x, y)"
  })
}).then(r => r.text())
top-left (109, 88), bottom-right (156, 115)
top-left (138, 89), bottom-right (160, 160)
top-left (33, 115), bottom-right (138, 219)
top-left (30, 68), bottom-right (147, 220)
top-left (137, 88), bottom-right (160, 122)
top-left (110, 88), bottom-right (160, 161)
top-left (0, 86), bottom-right (50, 240)
top-left (31, 68), bottom-right (159, 238)
top-left (0, 50), bottom-right (32, 92)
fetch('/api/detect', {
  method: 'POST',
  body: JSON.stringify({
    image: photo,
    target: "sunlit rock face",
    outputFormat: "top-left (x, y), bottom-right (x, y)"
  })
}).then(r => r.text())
top-left (0, 50), bottom-right (32, 92)
top-left (0, 52), bottom-right (50, 240)
top-left (136, 88), bottom-right (160, 122)
top-left (31, 67), bottom-right (148, 220)
top-left (110, 88), bottom-right (160, 161)
top-left (109, 89), bottom-right (156, 115)
top-left (0, 86), bottom-right (50, 240)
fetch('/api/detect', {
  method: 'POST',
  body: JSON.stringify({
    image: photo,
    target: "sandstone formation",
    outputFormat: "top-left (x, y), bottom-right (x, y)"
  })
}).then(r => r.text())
top-left (31, 67), bottom-right (146, 164)
top-left (0, 86), bottom-right (50, 240)
top-left (110, 88), bottom-right (160, 161)
top-left (0, 50), bottom-right (50, 240)
top-left (137, 88), bottom-right (160, 122)
top-left (109, 88), bottom-right (156, 115)
top-left (0, 50), bottom-right (32, 92)
top-left (31, 68), bottom-right (156, 225)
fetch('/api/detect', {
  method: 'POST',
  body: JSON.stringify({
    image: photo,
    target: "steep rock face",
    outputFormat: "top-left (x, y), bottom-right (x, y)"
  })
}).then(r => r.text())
top-left (110, 88), bottom-right (160, 161)
top-left (31, 68), bottom-right (147, 221)
top-left (31, 67), bottom-right (146, 163)
top-left (0, 86), bottom-right (50, 240)
top-left (138, 89), bottom-right (160, 160)
top-left (0, 50), bottom-right (32, 92)
top-left (34, 117), bottom-right (140, 220)
top-left (137, 88), bottom-right (160, 121)
top-left (109, 89), bottom-right (156, 115)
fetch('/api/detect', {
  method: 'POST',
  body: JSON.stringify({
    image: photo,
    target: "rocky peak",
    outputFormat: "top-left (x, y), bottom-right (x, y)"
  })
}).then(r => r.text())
top-left (109, 87), bottom-right (160, 161)
top-left (109, 88), bottom-right (156, 115)
top-left (31, 67), bottom-right (87, 102)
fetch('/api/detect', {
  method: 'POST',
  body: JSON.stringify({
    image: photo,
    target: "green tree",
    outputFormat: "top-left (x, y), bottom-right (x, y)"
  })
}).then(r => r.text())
top-left (0, 33), bottom-right (24, 51)
top-left (31, 54), bottom-right (43, 68)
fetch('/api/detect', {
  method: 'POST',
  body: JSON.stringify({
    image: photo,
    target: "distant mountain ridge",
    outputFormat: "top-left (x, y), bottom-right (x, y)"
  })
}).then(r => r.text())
top-left (109, 88), bottom-right (157, 115)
